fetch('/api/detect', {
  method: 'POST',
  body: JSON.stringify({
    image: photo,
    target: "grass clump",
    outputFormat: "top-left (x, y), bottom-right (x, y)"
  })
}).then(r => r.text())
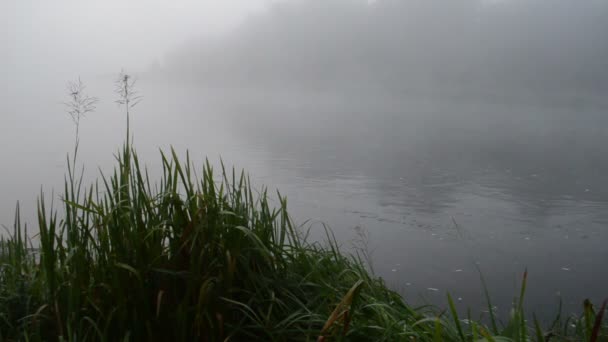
top-left (0, 141), bottom-right (432, 341)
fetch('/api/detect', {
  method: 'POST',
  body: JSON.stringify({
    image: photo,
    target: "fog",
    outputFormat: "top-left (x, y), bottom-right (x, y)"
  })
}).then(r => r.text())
top-left (1, 0), bottom-right (608, 318)
top-left (167, 0), bottom-right (608, 100)
top-left (0, 0), bottom-right (276, 83)
top-left (162, 0), bottom-right (608, 198)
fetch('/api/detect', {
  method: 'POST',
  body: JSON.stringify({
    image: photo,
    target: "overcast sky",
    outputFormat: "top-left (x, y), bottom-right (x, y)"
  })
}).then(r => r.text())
top-left (0, 0), bottom-right (286, 80)
top-left (2, 0), bottom-right (607, 96)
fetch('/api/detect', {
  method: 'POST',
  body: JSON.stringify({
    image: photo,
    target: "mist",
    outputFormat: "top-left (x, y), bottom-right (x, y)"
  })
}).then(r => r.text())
top-left (166, 0), bottom-right (608, 101)
top-left (160, 0), bottom-right (608, 195)
top-left (1, 0), bottom-right (608, 320)
top-left (0, 0), bottom-right (276, 84)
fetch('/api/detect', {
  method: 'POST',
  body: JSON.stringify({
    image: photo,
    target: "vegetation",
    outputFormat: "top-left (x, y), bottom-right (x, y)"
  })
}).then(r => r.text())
top-left (0, 75), bottom-right (606, 341)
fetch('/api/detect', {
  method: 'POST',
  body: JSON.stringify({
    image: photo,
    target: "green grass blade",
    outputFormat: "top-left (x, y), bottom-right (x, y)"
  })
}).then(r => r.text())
top-left (447, 292), bottom-right (466, 342)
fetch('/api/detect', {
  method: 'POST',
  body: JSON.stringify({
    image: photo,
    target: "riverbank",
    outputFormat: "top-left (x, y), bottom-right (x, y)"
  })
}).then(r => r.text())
top-left (0, 140), bottom-right (605, 341)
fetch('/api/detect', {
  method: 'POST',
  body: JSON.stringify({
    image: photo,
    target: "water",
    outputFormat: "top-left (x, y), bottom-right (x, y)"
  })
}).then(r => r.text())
top-left (1, 76), bottom-right (607, 320)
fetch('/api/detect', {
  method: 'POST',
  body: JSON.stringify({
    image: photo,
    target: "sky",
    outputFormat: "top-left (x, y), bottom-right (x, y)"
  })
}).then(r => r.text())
top-left (0, 0), bottom-right (285, 80)
top-left (2, 0), bottom-right (607, 98)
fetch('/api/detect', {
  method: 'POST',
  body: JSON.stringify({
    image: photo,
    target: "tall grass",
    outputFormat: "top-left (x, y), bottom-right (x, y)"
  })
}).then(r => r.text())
top-left (0, 76), bottom-right (606, 340)
top-left (0, 142), bottom-right (432, 341)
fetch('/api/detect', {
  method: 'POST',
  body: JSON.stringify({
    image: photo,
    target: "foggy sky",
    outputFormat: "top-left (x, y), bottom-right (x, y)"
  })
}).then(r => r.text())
top-left (0, 0), bottom-right (283, 84)
top-left (2, 0), bottom-right (607, 101)
top-left (165, 0), bottom-right (608, 102)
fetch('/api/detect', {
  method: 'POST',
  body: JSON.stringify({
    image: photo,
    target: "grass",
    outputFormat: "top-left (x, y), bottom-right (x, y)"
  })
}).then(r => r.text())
top-left (0, 76), bottom-right (606, 340)
top-left (0, 142), bottom-right (428, 341)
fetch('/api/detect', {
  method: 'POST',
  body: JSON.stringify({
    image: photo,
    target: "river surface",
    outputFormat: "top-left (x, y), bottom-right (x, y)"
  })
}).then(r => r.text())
top-left (1, 76), bottom-right (607, 320)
